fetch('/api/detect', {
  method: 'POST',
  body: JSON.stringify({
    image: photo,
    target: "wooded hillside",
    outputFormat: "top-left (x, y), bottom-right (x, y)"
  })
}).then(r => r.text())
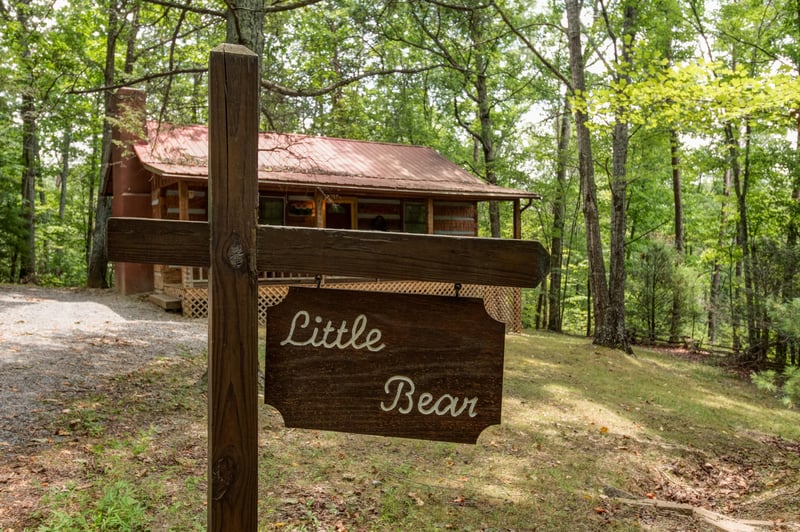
top-left (1, 0), bottom-right (799, 369)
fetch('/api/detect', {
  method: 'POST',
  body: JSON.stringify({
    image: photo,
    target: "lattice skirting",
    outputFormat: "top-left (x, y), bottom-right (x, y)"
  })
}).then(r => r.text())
top-left (181, 281), bottom-right (522, 332)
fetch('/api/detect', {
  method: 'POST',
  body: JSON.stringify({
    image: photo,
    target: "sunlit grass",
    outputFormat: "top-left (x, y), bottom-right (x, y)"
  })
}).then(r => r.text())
top-left (23, 331), bottom-right (800, 531)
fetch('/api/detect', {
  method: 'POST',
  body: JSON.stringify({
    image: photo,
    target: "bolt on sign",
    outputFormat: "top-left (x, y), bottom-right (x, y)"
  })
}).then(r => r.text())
top-left (106, 44), bottom-right (549, 531)
top-left (265, 287), bottom-right (505, 444)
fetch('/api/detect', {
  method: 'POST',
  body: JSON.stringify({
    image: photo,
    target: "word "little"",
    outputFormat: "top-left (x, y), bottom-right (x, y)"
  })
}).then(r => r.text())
top-left (280, 310), bottom-right (385, 352)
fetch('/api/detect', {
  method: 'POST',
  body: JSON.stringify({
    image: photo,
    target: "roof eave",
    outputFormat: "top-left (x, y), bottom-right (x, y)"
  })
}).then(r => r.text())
top-left (141, 164), bottom-right (540, 202)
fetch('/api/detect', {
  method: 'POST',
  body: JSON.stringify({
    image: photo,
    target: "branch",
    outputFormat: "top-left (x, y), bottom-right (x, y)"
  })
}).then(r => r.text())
top-left (262, 0), bottom-right (326, 13)
top-left (135, 19), bottom-right (217, 58)
top-left (452, 96), bottom-right (482, 146)
top-left (143, 0), bottom-right (323, 16)
top-left (261, 65), bottom-right (441, 97)
top-left (409, 7), bottom-right (466, 72)
top-left (143, 0), bottom-right (224, 17)
top-left (688, 0), bottom-right (715, 63)
top-left (597, 0), bottom-right (618, 61)
top-left (67, 67), bottom-right (208, 95)
top-left (491, 1), bottom-right (573, 91)
top-left (716, 27), bottom-right (784, 67)
top-left (420, 0), bottom-right (491, 12)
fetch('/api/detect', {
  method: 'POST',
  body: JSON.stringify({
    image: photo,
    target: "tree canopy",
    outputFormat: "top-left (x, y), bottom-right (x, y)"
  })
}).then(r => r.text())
top-left (1, 0), bottom-right (798, 367)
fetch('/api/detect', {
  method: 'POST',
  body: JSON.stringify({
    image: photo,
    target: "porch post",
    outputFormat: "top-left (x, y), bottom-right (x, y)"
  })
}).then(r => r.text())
top-left (513, 198), bottom-right (521, 240)
top-left (426, 198), bottom-right (435, 234)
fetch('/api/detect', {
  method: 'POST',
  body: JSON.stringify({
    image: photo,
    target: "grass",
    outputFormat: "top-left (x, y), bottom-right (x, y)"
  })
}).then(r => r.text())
top-left (21, 331), bottom-right (800, 531)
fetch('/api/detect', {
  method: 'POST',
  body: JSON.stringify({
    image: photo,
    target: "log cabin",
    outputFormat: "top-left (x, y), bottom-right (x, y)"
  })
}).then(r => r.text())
top-left (107, 89), bottom-right (539, 331)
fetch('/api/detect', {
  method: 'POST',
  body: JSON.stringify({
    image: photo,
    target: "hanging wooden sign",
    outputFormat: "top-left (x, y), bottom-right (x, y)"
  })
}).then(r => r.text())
top-left (264, 287), bottom-right (506, 444)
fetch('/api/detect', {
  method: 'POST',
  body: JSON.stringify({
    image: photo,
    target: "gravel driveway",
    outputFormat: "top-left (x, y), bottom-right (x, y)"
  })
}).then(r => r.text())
top-left (0, 285), bottom-right (207, 453)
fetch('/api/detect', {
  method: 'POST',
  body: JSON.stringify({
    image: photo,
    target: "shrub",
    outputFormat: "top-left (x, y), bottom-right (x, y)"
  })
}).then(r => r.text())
top-left (752, 366), bottom-right (800, 408)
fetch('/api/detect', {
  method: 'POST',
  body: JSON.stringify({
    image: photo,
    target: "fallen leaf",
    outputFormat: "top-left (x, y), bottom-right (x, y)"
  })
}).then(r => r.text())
top-left (408, 492), bottom-right (424, 506)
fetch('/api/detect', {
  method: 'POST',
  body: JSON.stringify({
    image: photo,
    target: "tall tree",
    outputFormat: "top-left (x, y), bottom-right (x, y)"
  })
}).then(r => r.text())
top-left (668, 129), bottom-right (684, 343)
top-left (564, 0), bottom-right (611, 344)
top-left (13, 0), bottom-right (39, 282)
top-left (548, 95), bottom-right (570, 332)
top-left (599, 1), bottom-right (636, 353)
top-left (87, 0), bottom-right (125, 288)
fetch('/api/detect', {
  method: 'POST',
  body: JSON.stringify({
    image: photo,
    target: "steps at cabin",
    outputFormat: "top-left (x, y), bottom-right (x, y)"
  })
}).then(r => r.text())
top-left (148, 293), bottom-right (182, 312)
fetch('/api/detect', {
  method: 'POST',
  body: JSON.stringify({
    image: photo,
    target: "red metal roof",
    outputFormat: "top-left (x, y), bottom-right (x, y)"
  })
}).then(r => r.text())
top-left (134, 122), bottom-right (537, 201)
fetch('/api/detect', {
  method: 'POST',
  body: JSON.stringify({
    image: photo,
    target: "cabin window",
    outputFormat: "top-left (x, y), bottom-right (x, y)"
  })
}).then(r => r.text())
top-left (259, 196), bottom-right (285, 225)
top-left (324, 199), bottom-right (357, 229)
top-left (357, 198), bottom-right (401, 231)
top-left (403, 201), bottom-right (427, 234)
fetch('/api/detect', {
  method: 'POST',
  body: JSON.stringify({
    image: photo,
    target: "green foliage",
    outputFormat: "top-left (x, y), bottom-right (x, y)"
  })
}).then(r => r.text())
top-left (768, 298), bottom-right (800, 340)
top-left (753, 366), bottom-right (800, 408)
top-left (36, 480), bottom-right (149, 531)
top-left (0, 171), bottom-right (25, 281)
top-left (627, 239), bottom-right (676, 341)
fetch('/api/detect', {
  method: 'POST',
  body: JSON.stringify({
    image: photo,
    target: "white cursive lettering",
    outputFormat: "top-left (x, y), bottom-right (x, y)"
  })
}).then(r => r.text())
top-left (280, 310), bottom-right (385, 352)
top-left (380, 375), bottom-right (478, 418)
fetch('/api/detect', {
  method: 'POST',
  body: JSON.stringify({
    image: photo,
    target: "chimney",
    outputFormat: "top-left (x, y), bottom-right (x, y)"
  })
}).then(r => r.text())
top-left (110, 88), bottom-right (154, 295)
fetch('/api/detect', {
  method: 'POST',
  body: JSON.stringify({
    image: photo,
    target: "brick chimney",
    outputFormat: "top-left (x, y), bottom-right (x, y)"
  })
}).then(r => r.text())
top-left (110, 88), bottom-right (154, 295)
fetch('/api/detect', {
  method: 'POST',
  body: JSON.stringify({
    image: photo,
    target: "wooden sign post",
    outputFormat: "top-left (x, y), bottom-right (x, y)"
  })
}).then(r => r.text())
top-left (107, 44), bottom-right (550, 532)
top-left (207, 44), bottom-right (259, 529)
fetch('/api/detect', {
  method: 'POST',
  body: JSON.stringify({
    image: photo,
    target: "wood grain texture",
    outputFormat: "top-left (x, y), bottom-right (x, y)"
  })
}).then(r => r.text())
top-left (107, 218), bottom-right (208, 266)
top-left (265, 287), bottom-right (505, 444)
top-left (107, 218), bottom-right (550, 289)
top-left (207, 43), bottom-right (259, 532)
top-left (257, 225), bottom-right (549, 288)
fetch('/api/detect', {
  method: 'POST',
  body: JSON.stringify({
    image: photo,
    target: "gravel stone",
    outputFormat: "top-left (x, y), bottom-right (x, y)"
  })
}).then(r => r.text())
top-left (0, 285), bottom-right (207, 451)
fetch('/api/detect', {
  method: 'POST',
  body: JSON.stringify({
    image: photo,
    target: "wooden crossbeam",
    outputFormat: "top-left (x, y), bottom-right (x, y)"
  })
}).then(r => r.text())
top-left (107, 218), bottom-right (549, 288)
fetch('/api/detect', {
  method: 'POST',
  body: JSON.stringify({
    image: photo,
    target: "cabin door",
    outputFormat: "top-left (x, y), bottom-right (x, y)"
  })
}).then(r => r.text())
top-left (324, 199), bottom-right (356, 229)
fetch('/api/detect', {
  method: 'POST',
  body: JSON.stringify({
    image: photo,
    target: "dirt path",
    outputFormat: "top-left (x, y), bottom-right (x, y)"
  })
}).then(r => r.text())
top-left (0, 285), bottom-right (207, 453)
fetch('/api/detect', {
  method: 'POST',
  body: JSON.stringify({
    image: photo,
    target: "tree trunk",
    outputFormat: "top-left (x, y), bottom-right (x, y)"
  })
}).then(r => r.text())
top-left (19, 91), bottom-right (37, 283)
top-left (548, 97), bottom-right (570, 332)
top-left (649, 254), bottom-right (656, 341)
top-left (565, 0), bottom-right (609, 338)
top-left (85, 122), bottom-right (100, 269)
top-left (535, 283), bottom-right (547, 330)
top-left (226, 0), bottom-right (265, 61)
top-left (669, 129), bottom-right (684, 343)
top-left (780, 114), bottom-right (800, 367)
top-left (707, 167), bottom-right (732, 343)
top-left (86, 3), bottom-right (120, 288)
top-left (472, 16), bottom-right (501, 238)
top-left (594, 3), bottom-right (635, 354)
top-left (59, 129), bottom-right (71, 220)
top-left (16, 0), bottom-right (37, 283)
top-left (87, 0), bottom-right (143, 288)
top-left (602, 109), bottom-right (632, 353)
top-left (727, 122), bottom-right (759, 361)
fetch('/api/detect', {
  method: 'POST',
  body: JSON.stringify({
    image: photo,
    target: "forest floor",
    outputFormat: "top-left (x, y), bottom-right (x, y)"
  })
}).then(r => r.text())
top-left (1, 285), bottom-right (799, 531)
